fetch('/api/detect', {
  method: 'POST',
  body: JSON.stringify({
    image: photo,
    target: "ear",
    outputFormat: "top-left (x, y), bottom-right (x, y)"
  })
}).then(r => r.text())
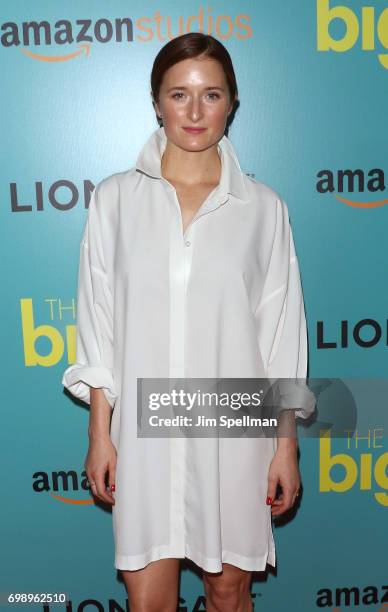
top-left (228, 95), bottom-right (237, 116)
top-left (151, 93), bottom-right (161, 118)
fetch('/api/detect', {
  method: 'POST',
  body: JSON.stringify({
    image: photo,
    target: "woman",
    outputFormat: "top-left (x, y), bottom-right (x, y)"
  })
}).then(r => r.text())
top-left (62, 32), bottom-right (315, 612)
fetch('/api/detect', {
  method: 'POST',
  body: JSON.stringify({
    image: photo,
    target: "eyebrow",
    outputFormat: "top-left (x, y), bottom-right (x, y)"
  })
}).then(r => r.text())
top-left (166, 86), bottom-right (225, 93)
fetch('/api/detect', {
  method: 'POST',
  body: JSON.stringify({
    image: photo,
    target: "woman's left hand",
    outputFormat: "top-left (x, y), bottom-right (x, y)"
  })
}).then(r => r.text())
top-left (266, 444), bottom-right (301, 516)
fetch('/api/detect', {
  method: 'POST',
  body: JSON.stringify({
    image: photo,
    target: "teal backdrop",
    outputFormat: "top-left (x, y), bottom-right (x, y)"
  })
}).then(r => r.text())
top-left (1, 1), bottom-right (387, 610)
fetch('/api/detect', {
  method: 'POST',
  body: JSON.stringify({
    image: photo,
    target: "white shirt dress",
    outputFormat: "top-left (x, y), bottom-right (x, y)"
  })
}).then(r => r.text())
top-left (62, 126), bottom-right (315, 573)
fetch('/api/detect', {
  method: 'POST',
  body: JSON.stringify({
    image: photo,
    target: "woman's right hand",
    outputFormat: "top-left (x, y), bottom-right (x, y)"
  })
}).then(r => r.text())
top-left (84, 437), bottom-right (117, 505)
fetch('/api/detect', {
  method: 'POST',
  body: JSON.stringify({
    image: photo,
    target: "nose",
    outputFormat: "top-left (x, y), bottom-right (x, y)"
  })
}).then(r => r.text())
top-left (187, 95), bottom-right (203, 122)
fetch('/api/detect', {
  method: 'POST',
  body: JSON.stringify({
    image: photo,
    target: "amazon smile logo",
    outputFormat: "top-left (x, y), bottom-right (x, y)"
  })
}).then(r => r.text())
top-left (0, 10), bottom-right (252, 62)
top-left (33, 469), bottom-right (96, 505)
top-left (316, 167), bottom-right (387, 208)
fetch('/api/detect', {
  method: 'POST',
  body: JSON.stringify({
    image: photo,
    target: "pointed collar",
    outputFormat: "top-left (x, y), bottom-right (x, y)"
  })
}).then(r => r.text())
top-left (135, 126), bottom-right (249, 201)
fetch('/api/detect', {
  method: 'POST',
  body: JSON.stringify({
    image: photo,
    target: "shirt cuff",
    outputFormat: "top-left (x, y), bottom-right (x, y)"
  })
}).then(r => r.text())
top-left (62, 364), bottom-right (117, 408)
top-left (268, 378), bottom-right (316, 420)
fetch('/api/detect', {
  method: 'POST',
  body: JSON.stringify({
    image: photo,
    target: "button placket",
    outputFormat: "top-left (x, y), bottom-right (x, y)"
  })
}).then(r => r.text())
top-left (164, 178), bottom-right (230, 557)
top-left (183, 226), bottom-right (195, 296)
top-left (168, 193), bottom-right (187, 557)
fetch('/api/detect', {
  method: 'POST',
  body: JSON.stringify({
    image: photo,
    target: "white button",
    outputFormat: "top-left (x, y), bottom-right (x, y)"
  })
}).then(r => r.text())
top-left (185, 241), bottom-right (191, 247)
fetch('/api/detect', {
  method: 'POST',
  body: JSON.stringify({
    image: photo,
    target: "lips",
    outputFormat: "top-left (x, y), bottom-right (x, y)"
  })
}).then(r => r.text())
top-left (183, 127), bottom-right (206, 134)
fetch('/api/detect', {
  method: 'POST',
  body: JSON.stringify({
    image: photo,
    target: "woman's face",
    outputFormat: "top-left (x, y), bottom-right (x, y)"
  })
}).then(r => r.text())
top-left (154, 56), bottom-right (235, 153)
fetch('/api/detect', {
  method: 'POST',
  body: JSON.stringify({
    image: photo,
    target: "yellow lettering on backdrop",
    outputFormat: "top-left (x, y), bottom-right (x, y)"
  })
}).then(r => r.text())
top-left (21, 298), bottom-right (64, 366)
top-left (316, 0), bottom-right (388, 68)
top-left (317, 0), bottom-right (359, 52)
top-left (319, 429), bottom-right (388, 506)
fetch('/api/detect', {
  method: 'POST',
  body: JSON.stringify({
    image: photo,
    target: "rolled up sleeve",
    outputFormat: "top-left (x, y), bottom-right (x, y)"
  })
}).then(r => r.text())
top-left (255, 198), bottom-right (316, 420)
top-left (62, 187), bottom-right (117, 408)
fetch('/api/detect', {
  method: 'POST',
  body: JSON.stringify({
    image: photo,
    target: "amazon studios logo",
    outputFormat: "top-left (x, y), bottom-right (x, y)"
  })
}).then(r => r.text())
top-left (0, 9), bottom-right (253, 62)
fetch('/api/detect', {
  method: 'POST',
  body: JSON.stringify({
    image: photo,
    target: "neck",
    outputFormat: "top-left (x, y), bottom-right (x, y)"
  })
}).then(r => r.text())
top-left (161, 139), bottom-right (221, 187)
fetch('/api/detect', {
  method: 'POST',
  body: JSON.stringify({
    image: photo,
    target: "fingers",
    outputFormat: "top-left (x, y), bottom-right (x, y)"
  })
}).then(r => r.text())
top-left (87, 471), bottom-right (116, 505)
top-left (270, 487), bottom-right (301, 516)
top-left (266, 475), bottom-right (277, 507)
top-left (108, 462), bottom-right (116, 505)
top-left (270, 490), bottom-right (291, 516)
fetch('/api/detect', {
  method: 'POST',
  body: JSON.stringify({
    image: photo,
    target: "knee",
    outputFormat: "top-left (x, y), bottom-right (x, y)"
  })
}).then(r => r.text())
top-left (204, 578), bottom-right (249, 611)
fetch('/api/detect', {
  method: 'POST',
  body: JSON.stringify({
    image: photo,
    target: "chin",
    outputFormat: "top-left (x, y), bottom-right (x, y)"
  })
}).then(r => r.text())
top-left (180, 142), bottom-right (209, 153)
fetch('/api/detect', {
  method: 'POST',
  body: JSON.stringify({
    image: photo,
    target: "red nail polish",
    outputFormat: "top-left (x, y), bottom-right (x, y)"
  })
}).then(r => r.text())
top-left (111, 484), bottom-right (116, 492)
top-left (266, 496), bottom-right (273, 505)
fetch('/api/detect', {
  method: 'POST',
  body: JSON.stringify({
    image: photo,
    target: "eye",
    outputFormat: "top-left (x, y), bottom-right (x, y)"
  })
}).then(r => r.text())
top-left (172, 92), bottom-right (185, 99)
top-left (207, 92), bottom-right (221, 100)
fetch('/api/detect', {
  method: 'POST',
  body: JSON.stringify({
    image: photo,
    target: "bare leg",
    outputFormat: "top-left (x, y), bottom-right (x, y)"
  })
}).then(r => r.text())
top-left (203, 563), bottom-right (253, 612)
top-left (121, 558), bottom-right (180, 612)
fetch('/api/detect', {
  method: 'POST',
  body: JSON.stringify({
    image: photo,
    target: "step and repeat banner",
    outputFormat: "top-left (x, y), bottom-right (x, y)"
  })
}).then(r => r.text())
top-left (1, 1), bottom-right (387, 611)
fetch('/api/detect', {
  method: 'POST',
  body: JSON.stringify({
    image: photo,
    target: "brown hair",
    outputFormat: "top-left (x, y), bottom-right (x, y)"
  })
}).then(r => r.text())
top-left (150, 32), bottom-right (238, 124)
